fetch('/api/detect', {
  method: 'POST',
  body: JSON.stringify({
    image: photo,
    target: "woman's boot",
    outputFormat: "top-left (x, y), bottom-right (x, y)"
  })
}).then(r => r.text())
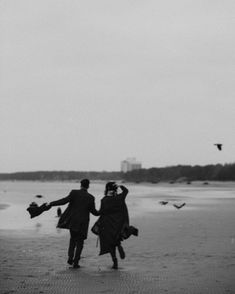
top-left (117, 245), bottom-right (125, 259)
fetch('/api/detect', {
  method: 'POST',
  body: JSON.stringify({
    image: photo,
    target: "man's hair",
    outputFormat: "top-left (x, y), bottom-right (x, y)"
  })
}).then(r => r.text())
top-left (80, 179), bottom-right (90, 189)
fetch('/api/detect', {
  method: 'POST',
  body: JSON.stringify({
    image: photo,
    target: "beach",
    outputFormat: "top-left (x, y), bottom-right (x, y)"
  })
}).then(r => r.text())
top-left (0, 181), bottom-right (235, 293)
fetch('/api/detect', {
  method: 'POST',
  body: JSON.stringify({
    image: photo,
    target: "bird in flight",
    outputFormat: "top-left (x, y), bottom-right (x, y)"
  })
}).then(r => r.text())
top-left (173, 203), bottom-right (186, 209)
top-left (159, 201), bottom-right (168, 205)
top-left (35, 195), bottom-right (43, 198)
top-left (214, 144), bottom-right (222, 151)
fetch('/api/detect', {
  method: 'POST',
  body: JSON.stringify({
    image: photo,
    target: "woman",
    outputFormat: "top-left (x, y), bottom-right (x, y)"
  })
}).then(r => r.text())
top-left (97, 182), bottom-right (129, 269)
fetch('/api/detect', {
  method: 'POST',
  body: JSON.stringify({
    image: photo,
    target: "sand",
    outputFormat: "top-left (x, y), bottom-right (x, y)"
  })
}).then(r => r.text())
top-left (1, 182), bottom-right (235, 293)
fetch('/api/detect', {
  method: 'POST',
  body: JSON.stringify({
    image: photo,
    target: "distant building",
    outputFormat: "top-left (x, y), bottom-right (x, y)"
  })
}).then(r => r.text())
top-left (121, 158), bottom-right (142, 173)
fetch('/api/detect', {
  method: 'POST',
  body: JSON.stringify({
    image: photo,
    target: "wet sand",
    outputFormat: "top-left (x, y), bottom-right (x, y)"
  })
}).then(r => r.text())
top-left (0, 204), bottom-right (10, 210)
top-left (0, 182), bottom-right (235, 293)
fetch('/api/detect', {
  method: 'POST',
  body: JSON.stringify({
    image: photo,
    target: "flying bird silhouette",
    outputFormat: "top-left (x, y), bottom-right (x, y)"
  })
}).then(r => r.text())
top-left (214, 144), bottom-right (222, 151)
top-left (173, 203), bottom-right (186, 209)
top-left (159, 201), bottom-right (168, 205)
top-left (35, 195), bottom-right (43, 198)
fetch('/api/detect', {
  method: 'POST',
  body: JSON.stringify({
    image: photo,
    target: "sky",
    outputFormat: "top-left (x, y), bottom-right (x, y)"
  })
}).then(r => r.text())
top-left (0, 0), bottom-right (235, 172)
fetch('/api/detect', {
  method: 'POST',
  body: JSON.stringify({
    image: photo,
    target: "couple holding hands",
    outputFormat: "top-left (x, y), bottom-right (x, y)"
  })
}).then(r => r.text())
top-left (48, 179), bottom-right (137, 269)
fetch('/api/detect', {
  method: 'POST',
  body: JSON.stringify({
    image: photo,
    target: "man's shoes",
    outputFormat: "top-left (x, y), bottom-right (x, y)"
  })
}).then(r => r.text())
top-left (117, 245), bottom-right (125, 259)
top-left (112, 258), bottom-right (118, 270)
top-left (67, 258), bottom-right (73, 265)
top-left (73, 263), bottom-right (80, 269)
top-left (73, 259), bottom-right (80, 268)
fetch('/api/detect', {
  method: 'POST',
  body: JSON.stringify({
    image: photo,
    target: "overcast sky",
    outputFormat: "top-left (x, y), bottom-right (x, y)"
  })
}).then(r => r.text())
top-left (0, 0), bottom-right (235, 172)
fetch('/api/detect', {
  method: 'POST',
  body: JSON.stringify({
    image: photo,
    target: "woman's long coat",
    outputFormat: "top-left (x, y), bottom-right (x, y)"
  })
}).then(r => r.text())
top-left (98, 186), bottom-right (129, 255)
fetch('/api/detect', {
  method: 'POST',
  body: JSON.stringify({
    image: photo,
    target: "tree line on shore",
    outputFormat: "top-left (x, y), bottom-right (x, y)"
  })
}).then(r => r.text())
top-left (123, 163), bottom-right (235, 183)
top-left (0, 171), bottom-right (122, 181)
top-left (0, 163), bottom-right (235, 182)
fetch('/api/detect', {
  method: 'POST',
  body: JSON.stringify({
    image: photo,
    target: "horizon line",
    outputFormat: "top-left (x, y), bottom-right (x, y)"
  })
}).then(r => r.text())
top-left (0, 162), bottom-right (233, 174)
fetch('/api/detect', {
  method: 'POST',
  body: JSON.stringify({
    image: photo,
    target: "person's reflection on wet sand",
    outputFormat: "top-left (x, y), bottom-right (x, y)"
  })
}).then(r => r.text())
top-left (35, 222), bottom-right (42, 233)
top-left (56, 227), bottom-right (62, 234)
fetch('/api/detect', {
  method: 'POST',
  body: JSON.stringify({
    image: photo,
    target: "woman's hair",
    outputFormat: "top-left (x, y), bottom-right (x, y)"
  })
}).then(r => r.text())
top-left (105, 181), bottom-right (117, 196)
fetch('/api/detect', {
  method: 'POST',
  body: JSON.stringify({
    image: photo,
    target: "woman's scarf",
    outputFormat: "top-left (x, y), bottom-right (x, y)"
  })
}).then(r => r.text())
top-left (106, 191), bottom-right (117, 197)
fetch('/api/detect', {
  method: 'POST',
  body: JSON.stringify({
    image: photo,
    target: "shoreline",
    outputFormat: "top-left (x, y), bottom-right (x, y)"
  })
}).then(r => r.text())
top-left (1, 179), bottom-right (235, 193)
top-left (1, 179), bottom-right (235, 183)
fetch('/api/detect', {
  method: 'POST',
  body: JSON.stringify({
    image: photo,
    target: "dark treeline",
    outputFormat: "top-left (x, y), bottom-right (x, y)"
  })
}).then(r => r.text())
top-left (123, 163), bottom-right (235, 182)
top-left (0, 171), bottom-right (123, 181)
top-left (0, 163), bottom-right (235, 182)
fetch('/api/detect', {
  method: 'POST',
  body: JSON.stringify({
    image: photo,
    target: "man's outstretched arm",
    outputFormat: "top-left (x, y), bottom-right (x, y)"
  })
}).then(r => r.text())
top-left (49, 194), bottom-right (72, 207)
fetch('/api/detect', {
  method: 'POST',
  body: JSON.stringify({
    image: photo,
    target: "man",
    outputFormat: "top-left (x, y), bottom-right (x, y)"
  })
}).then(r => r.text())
top-left (49, 179), bottom-right (99, 268)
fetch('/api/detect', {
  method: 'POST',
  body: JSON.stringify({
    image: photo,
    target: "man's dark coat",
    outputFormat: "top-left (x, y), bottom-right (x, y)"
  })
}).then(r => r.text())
top-left (50, 189), bottom-right (98, 239)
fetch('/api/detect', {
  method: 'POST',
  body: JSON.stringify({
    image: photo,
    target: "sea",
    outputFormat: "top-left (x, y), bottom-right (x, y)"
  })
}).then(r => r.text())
top-left (0, 180), bottom-right (234, 235)
top-left (0, 181), bottom-right (164, 234)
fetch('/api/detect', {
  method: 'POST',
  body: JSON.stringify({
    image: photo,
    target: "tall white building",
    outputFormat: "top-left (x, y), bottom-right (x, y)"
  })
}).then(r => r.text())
top-left (121, 158), bottom-right (142, 173)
